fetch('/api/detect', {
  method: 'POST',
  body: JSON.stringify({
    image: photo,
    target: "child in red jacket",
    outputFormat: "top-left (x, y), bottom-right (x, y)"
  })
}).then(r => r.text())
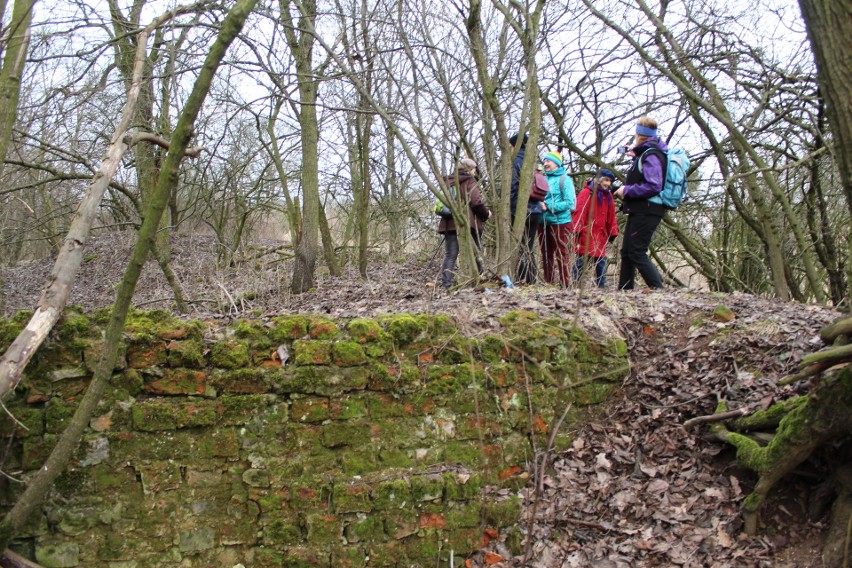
top-left (572, 169), bottom-right (619, 287)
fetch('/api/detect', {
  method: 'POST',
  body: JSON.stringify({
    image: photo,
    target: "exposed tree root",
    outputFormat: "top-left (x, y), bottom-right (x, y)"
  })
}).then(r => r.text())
top-left (711, 369), bottom-right (852, 535)
top-left (822, 463), bottom-right (852, 568)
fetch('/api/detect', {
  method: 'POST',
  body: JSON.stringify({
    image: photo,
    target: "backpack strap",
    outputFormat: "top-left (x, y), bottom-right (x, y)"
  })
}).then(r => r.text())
top-left (636, 148), bottom-right (666, 174)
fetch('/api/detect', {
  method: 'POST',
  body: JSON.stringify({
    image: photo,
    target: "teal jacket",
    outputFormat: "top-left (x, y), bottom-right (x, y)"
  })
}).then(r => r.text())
top-left (541, 167), bottom-right (576, 226)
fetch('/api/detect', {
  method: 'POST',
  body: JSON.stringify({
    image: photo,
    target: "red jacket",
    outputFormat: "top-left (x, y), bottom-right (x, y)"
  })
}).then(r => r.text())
top-left (572, 180), bottom-right (618, 257)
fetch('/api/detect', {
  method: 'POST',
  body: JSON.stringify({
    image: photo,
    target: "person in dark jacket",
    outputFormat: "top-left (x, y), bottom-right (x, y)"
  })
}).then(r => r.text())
top-left (613, 116), bottom-right (666, 290)
top-left (508, 133), bottom-right (542, 285)
top-left (572, 168), bottom-right (618, 287)
top-left (437, 158), bottom-right (491, 289)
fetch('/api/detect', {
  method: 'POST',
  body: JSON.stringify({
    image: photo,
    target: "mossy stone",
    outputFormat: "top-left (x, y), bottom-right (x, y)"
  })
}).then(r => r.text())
top-left (713, 305), bottom-right (736, 322)
top-left (308, 317), bottom-right (339, 339)
top-left (331, 341), bottom-right (367, 367)
top-left (443, 473), bottom-right (483, 501)
top-left (373, 478), bottom-right (410, 510)
top-left (410, 474), bottom-right (444, 502)
top-left (347, 319), bottom-right (384, 344)
top-left (345, 514), bottom-right (386, 543)
top-left (305, 513), bottom-right (342, 546)
top-left (0, 318), bottom-right (24, 351)
top-left (293, 340), bottom-right (332, 366)
top-left (270, 315), bottom-right (309, 342)
top-left (167, 339), bottom-right (206, 368)
top-left (210, 341), bottom-right (251, 369)
top-left (0, 405), bottom-right (43, 438)
top-left (219, 394), bottom-right (273, 425)
top-left (45, 399), bottom-right (78, 435)
top-left (482, 495), bottom-right (521, 527)
top-left (322, 420), bottom-right (369, 448)
top-left (330, 396), bottom-right (368, 420)
top-left (209, 368), bottom-right (270, 394)
top-left (383, 315), bottom-right (424, 345)
top-left (333, 483), bottom-right (372, 513)
top-left (234, 319), bottom-right (266, 340)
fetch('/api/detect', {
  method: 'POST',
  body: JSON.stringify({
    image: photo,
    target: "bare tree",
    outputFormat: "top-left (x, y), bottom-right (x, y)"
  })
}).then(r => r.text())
top-left (0, 0), bottom-right (258, 549)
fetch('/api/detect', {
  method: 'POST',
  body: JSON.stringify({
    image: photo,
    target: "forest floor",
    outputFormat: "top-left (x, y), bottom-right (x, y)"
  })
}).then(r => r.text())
top-left (0, 234), bottom-right (844, 567)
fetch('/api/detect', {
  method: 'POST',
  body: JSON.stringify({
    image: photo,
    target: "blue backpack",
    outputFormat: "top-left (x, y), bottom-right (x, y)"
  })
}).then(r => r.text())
top-left (639, 147), bottom-right (690, 209)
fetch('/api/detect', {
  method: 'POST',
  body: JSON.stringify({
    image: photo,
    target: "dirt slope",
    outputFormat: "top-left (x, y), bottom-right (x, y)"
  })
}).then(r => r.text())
top-left (1, 234), bottom-right (843, 567)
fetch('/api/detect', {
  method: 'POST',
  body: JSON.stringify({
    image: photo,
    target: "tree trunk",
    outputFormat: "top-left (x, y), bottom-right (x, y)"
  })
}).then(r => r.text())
top-left (0, 0), bottom-right (34, 182)
top-left (0, 16), bottom-right (153, 399)
top-left (0, 0), bottom-right (257, 548)
top-left (798, 0), bottom-right (852, 308)
top-left (282, 0), bottom-right (320, 294)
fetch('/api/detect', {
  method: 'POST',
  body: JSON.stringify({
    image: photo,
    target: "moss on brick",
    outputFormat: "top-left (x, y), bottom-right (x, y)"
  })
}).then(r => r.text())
top-left (345, 514), bottom-right (385, 544)
top-left (114, 368), bottom-right (144, 395)
top-left (167, 339), bottom-right (206, 368)
top-left (482, 495), bottom-right (521, 527)
top-left (340, 452), bottom-right (378, 476)
top-left (144, 368), bottom-right (206, 396)
top-left (333, 483), bottom-right (372, 513)
top-left (234, 319), bottom-right (266, 340)
top-left (270, 315), bottom-right (309, 342)
top-left (331, 341), bottom-right (366, 367)
top-left (410, 474), bottom-right (444, 502)
top-left (57, 310), bottom-right (93, 347)
top-left (308, 317), bottom-right (339, 339)
top-left (219, 394), bottom-right (272, 425)
top-left (347, 319), bottom-right (384, 344)
top-left (262, 518), bottom-right (304, 547)
top-left (435, 336), bottom-right (471, 365)
top-left (293, 340), bottom-right (332, 366)
top-left (322, 420), bottom-right (370, 449)
top-left (0, 317), bottom-right (24, 351)
top-left (209, 367), bottom-right (271, 394)
top-left (0, 405), bottom-right (43, 438)
top-left (210, 341), bottom-right (251, 369)
top-left (442, 441), bottom-right (485, 469)
top-left (45, 399), bottom-right (78, 434)
top-left (373, 478), bottom-right (410, 510)
top-left (443, 473), bottom-right (482, 501)
top-left (291, 397), bottom-right (330, 423)
top-left (305, 513), bottom-right (341, 546)
top-left (383, 315), bottom-right (424, 345)
top-left (330, 396), bottom-right (368, 420)
top-left (424, 363), bottom-right (481, 395)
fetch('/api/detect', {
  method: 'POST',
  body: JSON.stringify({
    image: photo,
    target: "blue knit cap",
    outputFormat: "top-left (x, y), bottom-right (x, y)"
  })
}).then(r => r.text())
top-left (597, 168), bottom-right (616, 181)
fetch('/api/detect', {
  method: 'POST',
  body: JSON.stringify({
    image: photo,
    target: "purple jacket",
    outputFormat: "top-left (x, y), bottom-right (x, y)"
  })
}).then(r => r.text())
top-left (621, 137), bottom-right (668, 217)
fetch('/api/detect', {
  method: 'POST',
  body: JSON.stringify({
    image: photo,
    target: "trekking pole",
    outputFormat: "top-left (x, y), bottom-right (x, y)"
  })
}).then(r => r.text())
top-left (428, 235), bottom-right (445, 269)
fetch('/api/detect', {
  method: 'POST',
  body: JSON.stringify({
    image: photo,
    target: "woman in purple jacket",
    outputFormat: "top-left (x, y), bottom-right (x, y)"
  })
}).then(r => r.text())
top-left (613, 116), bottom-right (666, 290)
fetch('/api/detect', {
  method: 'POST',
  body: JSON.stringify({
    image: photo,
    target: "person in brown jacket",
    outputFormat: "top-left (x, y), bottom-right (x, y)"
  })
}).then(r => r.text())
top-left (437, 158), bottom-right (491, 288)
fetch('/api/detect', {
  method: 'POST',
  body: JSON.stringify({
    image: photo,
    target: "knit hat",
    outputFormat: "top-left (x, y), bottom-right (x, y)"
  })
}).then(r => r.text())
top-left (542, 151), bottom-right (563, 167)
top-left (458, 158), bottom-right (478, 174)
top-left (597, 168), bottom-right (616, 181)
top-left (509, 133), bottom-right (527, 148)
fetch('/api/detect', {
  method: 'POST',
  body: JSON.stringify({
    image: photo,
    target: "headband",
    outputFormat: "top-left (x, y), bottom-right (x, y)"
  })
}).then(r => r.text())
top-left (636, 125), bottom-right (657, 137)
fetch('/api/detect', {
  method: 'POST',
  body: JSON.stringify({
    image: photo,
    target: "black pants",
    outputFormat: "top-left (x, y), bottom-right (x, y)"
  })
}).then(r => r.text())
top-left (441, 230), bottom-right (483, 288)
top-left (516, 213), bottom-right (540, 285)
top-left (618, 213), bottom-right (664, 290)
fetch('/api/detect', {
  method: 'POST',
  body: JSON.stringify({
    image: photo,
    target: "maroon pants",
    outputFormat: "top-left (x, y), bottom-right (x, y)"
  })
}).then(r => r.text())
top-left (538, 222), bottom-right (572, 286)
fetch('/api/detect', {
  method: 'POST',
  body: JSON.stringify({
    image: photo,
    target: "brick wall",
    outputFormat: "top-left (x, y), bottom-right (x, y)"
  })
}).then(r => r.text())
top-left (0, 308), bottom-right (627, 567)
